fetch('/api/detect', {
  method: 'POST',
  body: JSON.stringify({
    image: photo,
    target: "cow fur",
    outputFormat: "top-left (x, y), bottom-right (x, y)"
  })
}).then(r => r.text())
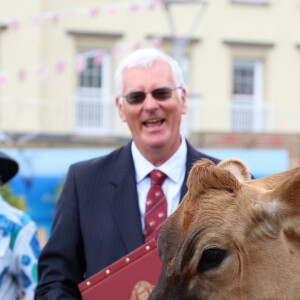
top-left (149, 158), bottom-right (300, 300)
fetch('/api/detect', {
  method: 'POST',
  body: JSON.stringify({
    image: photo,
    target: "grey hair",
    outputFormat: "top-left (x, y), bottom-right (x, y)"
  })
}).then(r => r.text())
top-left (115, 48), bottom-right (186, 100)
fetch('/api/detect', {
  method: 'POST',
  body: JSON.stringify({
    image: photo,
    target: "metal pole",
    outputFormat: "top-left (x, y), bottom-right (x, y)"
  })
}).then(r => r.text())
top-left (160, 0), bottom-right (209, 68)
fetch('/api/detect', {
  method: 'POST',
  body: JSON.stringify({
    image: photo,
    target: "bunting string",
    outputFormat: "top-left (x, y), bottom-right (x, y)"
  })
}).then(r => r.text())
top-left (0, 1), bottom-right (163, 31)
top-left (0, 0), bottom-right (170, 88)
top-left (0, 36), bottom-right (164, 88)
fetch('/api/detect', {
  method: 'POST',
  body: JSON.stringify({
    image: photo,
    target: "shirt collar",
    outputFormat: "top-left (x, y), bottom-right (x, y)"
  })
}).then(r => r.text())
top-left (132, 136), bottom-right (187, 184)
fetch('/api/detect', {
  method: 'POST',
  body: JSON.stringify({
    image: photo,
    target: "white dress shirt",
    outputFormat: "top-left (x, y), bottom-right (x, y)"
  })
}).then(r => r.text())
top-left (131, 138), bottom-right (187, 230)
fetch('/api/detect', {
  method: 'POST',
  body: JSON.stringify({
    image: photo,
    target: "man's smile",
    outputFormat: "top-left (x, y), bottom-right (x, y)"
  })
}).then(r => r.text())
top-left (143, 118), bottom-right (165, 127)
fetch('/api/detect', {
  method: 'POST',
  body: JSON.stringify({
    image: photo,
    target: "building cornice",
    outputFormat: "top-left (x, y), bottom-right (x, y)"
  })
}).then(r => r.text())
top-left (0, 24), bottom-right (8, 31)
top-left (146, 34), bottom-right (201, 44)
top-left (223, 39), bottom-right (275, 48)
top-left (67, 30), bottom-right (123, 39)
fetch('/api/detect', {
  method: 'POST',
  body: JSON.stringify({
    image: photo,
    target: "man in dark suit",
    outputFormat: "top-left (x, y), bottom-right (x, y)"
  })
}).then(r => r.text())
top-left (35, 48), bottom-right (220, 299)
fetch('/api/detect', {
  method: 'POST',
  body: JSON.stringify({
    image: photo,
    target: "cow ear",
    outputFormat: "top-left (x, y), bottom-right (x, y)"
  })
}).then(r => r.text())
top-left (187, 159), bottom-right (240, 197)
top-left (218, 158), bottom-right (251, 182)
top-left (265, 170), bottom-right (300, 219)
top-left (248, 169), bottom-right (300, 239)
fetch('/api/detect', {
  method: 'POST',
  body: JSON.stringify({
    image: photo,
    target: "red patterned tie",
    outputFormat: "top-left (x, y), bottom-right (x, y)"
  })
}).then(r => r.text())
top-left (144, 170), bottom-right (167, 243)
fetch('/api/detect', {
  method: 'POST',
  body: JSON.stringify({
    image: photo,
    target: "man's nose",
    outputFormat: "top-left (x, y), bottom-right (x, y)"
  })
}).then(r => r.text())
top-left (143, 93), bottom-right (159, 110)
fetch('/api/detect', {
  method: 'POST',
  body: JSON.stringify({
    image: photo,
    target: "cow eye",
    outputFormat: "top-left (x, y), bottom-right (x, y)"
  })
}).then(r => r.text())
top-left (197, 248), bottom-right (227, 273)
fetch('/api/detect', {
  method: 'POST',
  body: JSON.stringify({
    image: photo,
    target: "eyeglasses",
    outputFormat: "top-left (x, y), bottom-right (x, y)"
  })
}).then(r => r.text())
top-left (121, 87), bottom-right (182, 105)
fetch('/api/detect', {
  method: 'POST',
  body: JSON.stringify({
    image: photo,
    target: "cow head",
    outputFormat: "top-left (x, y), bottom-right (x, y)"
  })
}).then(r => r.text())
top-left (149, 158), bottom-right (300, 300)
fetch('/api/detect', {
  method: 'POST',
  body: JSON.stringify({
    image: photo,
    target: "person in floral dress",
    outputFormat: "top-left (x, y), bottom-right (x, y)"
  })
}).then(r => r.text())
top-left (0, 151), bottom-right (41, 300)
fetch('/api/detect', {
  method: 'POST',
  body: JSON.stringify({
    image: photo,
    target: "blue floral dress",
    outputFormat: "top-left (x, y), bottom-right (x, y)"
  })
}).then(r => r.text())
top-left (0, 195), bottom-right (41, 299)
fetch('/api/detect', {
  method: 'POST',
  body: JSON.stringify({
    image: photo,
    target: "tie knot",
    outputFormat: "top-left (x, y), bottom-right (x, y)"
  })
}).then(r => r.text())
top-left (150, 170), bottom-right (166, 186)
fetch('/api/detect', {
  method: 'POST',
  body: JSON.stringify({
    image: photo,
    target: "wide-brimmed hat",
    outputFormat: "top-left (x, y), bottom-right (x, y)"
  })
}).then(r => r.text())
top-left (0, 152), bottom-right (19, 184)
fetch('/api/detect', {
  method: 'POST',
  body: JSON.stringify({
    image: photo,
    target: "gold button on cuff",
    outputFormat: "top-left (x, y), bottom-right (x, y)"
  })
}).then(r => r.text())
top-left (86, 281), bottom-right (91, 287)
top-left (106, 269), bottom-right (110, 275)
top-left (145, 245), bottom-right (150, 251)
top-left (125, 257), bottom-right (130, 263)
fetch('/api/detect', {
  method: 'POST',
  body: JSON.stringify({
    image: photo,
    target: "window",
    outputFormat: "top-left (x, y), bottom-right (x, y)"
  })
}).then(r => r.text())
top-left (68, 30), bottom-right (123, 136)
top-left (229, 59), bottom-right (270, 132)
top-left (233, 60), bottom-right (259, 100)
top-left (79, 55), bottom-right (103, 90)
top-left (73, 49), bottom-right (114, 135)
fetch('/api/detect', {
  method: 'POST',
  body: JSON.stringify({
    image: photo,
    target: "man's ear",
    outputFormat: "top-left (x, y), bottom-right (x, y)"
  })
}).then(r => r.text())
top-left (181, 87), bottom-right (187, 115)
top-left (115, 97), bottom-right (127, 122)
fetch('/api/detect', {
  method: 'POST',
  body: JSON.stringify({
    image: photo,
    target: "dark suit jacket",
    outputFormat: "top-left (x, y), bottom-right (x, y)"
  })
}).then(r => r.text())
top-left (35, 141), bottom-right (220, 299)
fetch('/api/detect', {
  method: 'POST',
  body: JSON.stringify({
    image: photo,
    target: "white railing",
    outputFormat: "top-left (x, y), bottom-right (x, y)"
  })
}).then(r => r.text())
top-left (72, 89), bottom-right (117, 135)
top-left (228, 100), bottom-right (272, 132)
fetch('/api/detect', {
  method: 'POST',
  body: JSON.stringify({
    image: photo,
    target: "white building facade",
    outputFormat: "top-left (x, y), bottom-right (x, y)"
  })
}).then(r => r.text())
top-left (0, 0), bottom-right (299, 142)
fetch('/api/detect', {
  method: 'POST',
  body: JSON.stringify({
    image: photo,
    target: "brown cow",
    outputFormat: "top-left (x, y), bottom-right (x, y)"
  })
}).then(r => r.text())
top-left (149, 158), bottom-right (300, 300)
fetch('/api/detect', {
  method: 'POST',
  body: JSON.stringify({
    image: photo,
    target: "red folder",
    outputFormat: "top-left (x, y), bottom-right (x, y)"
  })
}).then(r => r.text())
top-left (78, 239), bottom-right (161, 300)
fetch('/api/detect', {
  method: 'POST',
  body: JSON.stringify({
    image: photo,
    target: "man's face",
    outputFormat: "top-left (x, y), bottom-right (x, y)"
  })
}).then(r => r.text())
top-left (116, 59), bottom-right (187, 162)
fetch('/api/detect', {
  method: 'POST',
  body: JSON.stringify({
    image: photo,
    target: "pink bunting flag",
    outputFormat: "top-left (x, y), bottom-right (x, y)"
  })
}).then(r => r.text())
top-left (133, 42), bottom-right (142, 50)
top-left (0, 74), bottom-right (7, 88)
top-left (38, 66), bottom-right (48, 80)
top-left (94, 52), bottom-right (104, 65)
top-left (10, 18), bottom-right (21, 31)
top-left (90, 7), bottom-right (99, 17)
top-left (18, 69), bottom-right (26, 82)
top-left (51, 13), bottom-right (60, 24)
top-left (108, 5), bottom-right (118, 15)
top-left (151, 36), bottom-right (162, 46)
top-left (56, 61), bottom-right (65, 74)
top-left (112, 46), bottom-right (122, 58)
top-left (32, 15), bottom-right (42, 28)
top-left (76, 56), bottom-right (87, 72)
top-left (130, 3), bottom-right (140, 12)
top-left (147, 1), bottom-right (158, 11)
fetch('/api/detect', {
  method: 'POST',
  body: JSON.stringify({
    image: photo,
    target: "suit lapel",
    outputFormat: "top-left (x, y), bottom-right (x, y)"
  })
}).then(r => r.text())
top-left (108, 143), bottom-right (144, 253)
top-left (180, 142), bottom-right (197, 200)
